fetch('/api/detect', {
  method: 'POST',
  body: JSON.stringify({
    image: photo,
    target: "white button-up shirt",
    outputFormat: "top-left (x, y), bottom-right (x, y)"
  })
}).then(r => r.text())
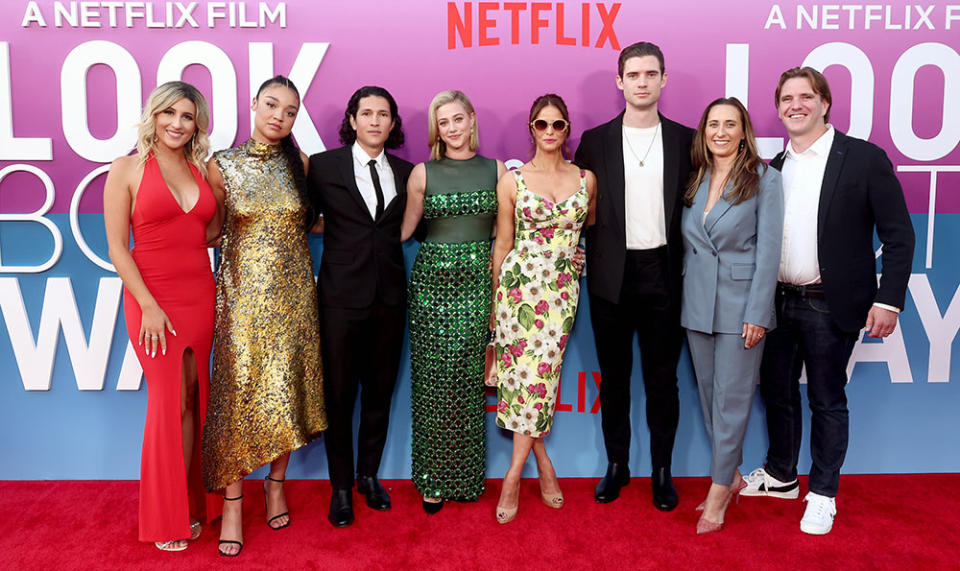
top-left (351, 141), bottom-right (397, 219)
top-left (778, 126), bottom-right (835, 285)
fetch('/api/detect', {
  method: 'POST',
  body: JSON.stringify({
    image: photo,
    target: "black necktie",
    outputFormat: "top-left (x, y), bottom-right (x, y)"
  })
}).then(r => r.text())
top-left (368, 159), bottom-right (385, 219)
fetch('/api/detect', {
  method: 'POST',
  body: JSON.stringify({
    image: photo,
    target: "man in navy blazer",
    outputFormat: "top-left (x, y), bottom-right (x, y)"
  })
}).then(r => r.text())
top-left (741, 67), bottom-right (914, 535)
top-left (307, 86), bottom-right (413, 528)
top-left (575, 41), bottom-right (694, 511)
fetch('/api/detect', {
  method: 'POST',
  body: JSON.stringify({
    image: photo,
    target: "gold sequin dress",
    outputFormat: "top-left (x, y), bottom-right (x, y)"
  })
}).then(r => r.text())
top-left (202, 139), bottom-right (327, 491)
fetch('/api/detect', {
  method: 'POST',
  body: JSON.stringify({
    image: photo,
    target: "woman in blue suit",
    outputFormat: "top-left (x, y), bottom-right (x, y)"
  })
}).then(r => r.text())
top-left (680, 97), bottom-right (783, 534)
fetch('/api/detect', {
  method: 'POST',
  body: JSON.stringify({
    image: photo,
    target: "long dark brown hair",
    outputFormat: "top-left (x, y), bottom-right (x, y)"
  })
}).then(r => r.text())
top-left (685, 97), bottom-right (766, 206)
top-left (528, 93), bottom-right (571, 159)
top-left (255, 75), bottom-right (312, 227)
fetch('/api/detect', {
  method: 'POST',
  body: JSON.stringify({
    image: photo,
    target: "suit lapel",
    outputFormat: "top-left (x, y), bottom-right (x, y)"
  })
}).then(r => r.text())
top-left (704, 178), bottom-right (735, 236)
top-left (660, 114), bottom-right (681, 237)
top-left (382, 154), bottom-right (406, 219)
top-left (604, 112), bottom-right (627, 240)
top-left (337, 146), bottom-right (376, 222)
top-left (690, 177), bottom-right (715, 247)
top-left (817, 131), bottom-right (848, 241)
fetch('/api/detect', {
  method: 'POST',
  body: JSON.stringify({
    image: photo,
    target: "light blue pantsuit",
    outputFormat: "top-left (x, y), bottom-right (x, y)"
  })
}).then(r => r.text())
top-left (680, 165), bottom-right (783, 485)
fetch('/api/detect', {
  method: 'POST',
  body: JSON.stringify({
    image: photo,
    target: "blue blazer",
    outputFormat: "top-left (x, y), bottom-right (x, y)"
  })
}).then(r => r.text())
top-left (680, 165), bottom-right (783, 335)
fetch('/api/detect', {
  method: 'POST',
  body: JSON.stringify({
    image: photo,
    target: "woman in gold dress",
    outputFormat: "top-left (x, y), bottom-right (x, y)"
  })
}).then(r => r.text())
top-left (202, 75), bottom-right (326, 557)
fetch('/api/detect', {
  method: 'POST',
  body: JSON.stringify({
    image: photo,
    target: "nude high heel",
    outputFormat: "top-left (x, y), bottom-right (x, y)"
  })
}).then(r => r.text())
top-left (496, 479), bottom-right (521, 524)
top-left (539, 475), bottom-right (564, 509)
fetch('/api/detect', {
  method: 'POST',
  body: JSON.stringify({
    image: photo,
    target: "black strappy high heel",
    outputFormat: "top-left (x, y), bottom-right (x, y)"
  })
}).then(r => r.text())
top-left (217, 495), bottom-right (243, 557)
top-left (263, 476), bottom-right (290, 530)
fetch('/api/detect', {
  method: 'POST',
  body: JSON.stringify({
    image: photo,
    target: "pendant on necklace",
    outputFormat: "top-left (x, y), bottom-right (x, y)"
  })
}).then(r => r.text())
top-left (638, 161), bottom-right (644, 167)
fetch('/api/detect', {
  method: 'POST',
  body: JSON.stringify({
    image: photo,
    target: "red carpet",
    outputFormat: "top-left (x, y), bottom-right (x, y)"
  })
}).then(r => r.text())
top-left (1, 475), bottom-right (957, 570)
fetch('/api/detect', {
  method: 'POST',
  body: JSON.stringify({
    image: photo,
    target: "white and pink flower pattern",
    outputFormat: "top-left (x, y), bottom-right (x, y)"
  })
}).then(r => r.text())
top-left (495, 170), bottom-right (587, 437)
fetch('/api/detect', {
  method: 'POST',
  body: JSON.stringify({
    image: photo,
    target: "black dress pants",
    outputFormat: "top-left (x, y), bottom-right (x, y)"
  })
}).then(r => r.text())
top-left (589, 247), bottom-right (681, 470)
top-left (320, 302), bottom-right (405, 490)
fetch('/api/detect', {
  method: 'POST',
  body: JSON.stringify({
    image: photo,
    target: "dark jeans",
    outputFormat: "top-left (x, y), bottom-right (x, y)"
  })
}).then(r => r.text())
top-left (759, 287), bottom-right (858, 497)
top-left (589, 247), bottom-right (681, 470)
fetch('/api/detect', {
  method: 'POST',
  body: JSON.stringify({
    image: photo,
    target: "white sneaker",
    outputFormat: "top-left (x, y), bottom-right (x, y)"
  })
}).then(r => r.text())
top-left (800, 492), bottom-right (837, 535)
top-left (740, 467), bottom-right (800, 499)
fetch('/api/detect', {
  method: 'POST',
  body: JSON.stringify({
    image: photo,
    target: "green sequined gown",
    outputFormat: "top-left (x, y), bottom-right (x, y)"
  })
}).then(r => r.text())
top-left (408, 155), bottom-right (498, 501)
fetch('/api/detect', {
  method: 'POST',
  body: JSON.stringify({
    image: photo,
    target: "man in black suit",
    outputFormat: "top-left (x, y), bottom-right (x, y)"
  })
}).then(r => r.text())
top-left (574, 41), bottom-right (693, 511)
top-left (741, 67), bottom-right (914, 535)
top-left (307, 86), bottom-right (413, 528)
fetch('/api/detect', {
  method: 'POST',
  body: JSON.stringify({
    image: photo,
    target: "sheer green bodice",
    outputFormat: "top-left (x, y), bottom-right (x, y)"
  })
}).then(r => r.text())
top-left (422, 155), bottom-right (498, 243)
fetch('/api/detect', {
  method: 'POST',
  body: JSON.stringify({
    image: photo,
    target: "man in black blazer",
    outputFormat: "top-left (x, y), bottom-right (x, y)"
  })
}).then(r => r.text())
top-left (307, 86), bottom-right (414, 528)
top-left (741, 67), bottom-right (914, 535)
top-left (575, 42), bottom-right (693, 511)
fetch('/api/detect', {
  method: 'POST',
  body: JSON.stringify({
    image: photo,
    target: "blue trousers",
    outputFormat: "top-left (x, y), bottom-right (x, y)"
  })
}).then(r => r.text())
top-left (759, 289), bottom-right (858, 497)
top-left (687, 330), bottom-right (764, 485)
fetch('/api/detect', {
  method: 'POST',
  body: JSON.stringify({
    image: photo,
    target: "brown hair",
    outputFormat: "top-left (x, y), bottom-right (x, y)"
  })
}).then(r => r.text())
top-left (685, 97), bottom-right (766, 206)
top-left (528, 93), bottom-right (571, 159)
top-left (617, 41), bottom-right (665, 77)
top-left (774, 66), bottom-right (832, 122)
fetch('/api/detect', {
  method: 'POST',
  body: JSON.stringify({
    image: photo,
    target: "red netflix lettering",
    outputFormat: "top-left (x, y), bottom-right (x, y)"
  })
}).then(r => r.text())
top-left (446, 2), bottom-right (621, 50)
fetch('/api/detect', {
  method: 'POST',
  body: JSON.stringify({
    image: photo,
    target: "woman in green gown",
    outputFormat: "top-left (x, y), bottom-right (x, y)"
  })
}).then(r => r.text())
top-left (400, 90), bottom-right (506, 514)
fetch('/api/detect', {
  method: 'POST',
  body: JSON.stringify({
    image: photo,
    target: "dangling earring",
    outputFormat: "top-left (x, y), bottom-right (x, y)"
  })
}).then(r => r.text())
top-left (738, 139), bottom-right (745, 152)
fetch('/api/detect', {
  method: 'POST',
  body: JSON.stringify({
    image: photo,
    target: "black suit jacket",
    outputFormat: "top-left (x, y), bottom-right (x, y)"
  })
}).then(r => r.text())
top-left (574, 112), bottom-right (694, 304)
top-left (770, 130), bottom-right (914, 332)
top-left (307, 146), bottom-right (414, 309)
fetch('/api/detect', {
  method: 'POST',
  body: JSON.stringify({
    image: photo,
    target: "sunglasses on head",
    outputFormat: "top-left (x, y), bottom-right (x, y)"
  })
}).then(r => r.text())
top-left (530, 119), bottom-right (569, 132)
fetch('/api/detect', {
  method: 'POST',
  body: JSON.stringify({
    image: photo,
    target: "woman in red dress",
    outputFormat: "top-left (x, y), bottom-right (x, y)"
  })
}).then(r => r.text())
top-left (104, 81), bottom-right (222, 551)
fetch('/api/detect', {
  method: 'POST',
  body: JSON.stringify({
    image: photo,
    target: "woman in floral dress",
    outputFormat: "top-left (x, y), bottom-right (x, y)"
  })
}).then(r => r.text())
top-left (490, 94), bottom-right (596, 523)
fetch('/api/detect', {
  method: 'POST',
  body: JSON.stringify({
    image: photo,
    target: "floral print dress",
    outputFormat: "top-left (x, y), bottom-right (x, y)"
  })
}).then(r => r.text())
top-left (494, 169), bottom-right (588, 437)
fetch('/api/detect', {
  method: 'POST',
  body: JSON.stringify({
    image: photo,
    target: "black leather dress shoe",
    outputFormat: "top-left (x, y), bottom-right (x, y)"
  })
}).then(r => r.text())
top-left (651, 467), bottom-right (678, 511)
top-left (595, 462), bottom-right (630, 503)
top-left (357, 475), bottom-right (391, 510)
top-left (328, 488), bottom-right (354, 527)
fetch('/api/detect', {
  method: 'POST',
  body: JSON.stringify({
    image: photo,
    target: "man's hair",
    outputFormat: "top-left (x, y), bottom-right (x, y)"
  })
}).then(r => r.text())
top-left (338, 85), bottom-right (405, 149)
top-left (774, 66), bottom-right (832, 123)
top-left (617, 41), bottom-right (665, 77)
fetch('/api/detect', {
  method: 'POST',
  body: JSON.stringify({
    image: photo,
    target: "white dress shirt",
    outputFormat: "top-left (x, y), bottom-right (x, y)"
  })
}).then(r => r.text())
top-left (623, 124), bottom-right (666, 250)
top-left (351, 142), bottom-right (397, 219)
top-left (778, 125), bottom-right (834, 285)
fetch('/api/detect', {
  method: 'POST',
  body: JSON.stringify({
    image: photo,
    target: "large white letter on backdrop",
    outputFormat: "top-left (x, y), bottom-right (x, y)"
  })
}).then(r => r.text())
top-left (248, 42), bottom-right (329, 155)
top-left (157, 41), bottom-right (237, 154)
top-left (61, 41), bottom-right (141, 162)
top-left (910, 274), bottom-right (960, 383)
top-left (890, 43), bottom-right (960, 161)
top-left (0, 277), bottom-right (122, 391)
top-left (803, 43), bottom-right (874, 140)
top-left (0, 42), bottom-right (52, 160)
top-left (0, 165), bottom-right (62, 273)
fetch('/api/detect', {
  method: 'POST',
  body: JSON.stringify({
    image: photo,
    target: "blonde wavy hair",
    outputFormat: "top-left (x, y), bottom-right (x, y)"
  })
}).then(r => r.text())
top-left (427, 90), bottom-right (478, 161)
top-left (135, 81), bottom-right (210, 175)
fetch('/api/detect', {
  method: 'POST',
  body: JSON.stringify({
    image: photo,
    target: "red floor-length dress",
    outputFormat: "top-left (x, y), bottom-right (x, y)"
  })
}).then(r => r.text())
top-left (122, 155), bottom-right (221, 542)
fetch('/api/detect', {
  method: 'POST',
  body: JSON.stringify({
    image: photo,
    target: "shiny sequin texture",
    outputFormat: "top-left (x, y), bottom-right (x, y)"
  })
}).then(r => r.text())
top-left (409, 156), bottom-right (498, 501)
top-left (202, 140), bottom-right (327, 491)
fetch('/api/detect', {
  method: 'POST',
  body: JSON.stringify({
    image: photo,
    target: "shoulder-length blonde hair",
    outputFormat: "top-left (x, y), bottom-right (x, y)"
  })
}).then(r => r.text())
top-left (684, 97), bottom-right (765, 206)
top-left (135, 81), bottom-right (210, 176)
top-left (427, 90), bottom-right (478, 161)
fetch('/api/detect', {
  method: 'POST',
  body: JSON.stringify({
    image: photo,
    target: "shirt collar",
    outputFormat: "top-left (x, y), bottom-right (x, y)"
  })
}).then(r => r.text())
top-left (785, 124), bottom-right (835, 160)
top-left (352, 141), bottom-right (386, 169)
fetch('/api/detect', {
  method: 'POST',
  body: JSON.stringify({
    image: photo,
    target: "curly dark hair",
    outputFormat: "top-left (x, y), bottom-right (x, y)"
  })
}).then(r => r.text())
top-left (255, 75), bottom-right (313, 227)
top-left (338, 86), bottom-right (405, 149)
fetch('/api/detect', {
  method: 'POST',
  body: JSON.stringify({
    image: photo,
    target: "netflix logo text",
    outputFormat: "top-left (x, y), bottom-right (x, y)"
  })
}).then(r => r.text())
top-left (446, 2), bottom-right (621, 49)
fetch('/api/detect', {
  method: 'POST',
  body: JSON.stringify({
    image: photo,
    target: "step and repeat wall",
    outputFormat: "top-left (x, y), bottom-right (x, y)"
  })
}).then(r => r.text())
top-left (1, 1), bottom-right (958, 480)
